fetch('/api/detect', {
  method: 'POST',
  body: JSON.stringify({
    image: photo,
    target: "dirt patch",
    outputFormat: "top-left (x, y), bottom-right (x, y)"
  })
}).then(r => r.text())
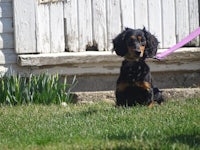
top-left (73, 88), bottom-right (200, 104)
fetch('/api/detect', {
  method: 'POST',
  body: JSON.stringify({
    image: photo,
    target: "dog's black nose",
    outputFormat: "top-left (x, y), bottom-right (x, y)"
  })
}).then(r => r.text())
top-left (135, 51), bottom-right (141, 56)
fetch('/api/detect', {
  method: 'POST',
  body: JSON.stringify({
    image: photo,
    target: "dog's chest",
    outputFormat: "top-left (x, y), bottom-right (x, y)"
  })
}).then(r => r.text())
top-left (122, 61), bottom-right (149, 82)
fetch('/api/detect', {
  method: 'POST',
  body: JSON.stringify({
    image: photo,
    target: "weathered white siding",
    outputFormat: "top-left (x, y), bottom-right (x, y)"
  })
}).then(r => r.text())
top-left (0, 0), bottom-right (16, 65)
top-left (0, 0), bottom-right (13, 50)
top-left (11, 0), bottom-right (200, 54)
top-left (92, 0), bottom-right (108, 51)
top-left (162, 0), bottom-right (176, 48)
top-left (13, 0), bottom-right (36, 54)
top-left (13, 0), bottom-right (65, 54)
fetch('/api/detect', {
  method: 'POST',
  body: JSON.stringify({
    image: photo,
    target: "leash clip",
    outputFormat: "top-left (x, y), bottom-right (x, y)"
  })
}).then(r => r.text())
top-left (153, 56), bottom-right (160, 61)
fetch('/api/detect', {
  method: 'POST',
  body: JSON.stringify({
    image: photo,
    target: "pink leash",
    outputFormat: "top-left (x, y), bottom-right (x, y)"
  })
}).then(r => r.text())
top-left (155, 27), bottom-right (200, 60)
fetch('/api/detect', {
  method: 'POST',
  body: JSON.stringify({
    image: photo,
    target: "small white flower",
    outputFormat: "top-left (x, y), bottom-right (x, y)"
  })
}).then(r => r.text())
top-left (61, 102), bottom-right (67, 107)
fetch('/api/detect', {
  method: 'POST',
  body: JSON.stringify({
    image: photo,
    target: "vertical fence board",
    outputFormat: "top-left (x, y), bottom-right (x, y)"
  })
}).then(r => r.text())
top-left (36, 4), bottom-right (51, 53)
top-left (78, 0), bottom-right (93, 51)
top-left (120, 0), bottom-right (134, 29)
top-left (92, 0), bottom-right (107, 51)
top-left (175, 0), bottom-right (189, 43)
top-left (49, 2), bottom-right (64, 53)
top-left (134, 0), bottom-right (148, 29)
top-left (148, 0), bottom-right (162, 48)
top-left (13, 0), bottom-right (36, 53)
top-left (64, 0), bottom-right (79, 52)
top-left (162, 0), bottom-right (176, 48)
top-left (106, 0), bottom-right (121, 50)
top-left (188, 0), bottom-right (199, 46)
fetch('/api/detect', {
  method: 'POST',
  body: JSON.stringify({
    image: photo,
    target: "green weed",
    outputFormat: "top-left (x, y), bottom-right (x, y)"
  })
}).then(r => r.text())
top-left (0, 73), bottom-right (77, 106)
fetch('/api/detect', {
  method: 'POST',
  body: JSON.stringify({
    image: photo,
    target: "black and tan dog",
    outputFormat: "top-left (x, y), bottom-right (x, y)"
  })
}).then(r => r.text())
top-left (113, 27), bottom-right (164, 107)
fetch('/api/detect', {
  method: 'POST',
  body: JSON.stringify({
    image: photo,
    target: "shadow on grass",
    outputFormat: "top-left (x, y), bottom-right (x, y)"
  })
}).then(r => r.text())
top-left (65, 107), bottom-right (99, 117)
top-left (169, 133), bottom-right (200, 148)
top-left (107, 131), bottom-right (134, 141)
top-left (107, 132), bottom-right (200, 149)
top-left (106, 131), bottom-right (155, 150)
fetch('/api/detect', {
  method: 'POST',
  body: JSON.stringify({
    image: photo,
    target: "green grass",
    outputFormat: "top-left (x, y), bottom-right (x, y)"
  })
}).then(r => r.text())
top-left (0, 99), bottom-right (200, 150)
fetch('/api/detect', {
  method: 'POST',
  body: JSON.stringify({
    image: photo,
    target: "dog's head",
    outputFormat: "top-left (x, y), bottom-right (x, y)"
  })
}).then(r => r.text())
top-left (112, 27), bottom-right (159, 60)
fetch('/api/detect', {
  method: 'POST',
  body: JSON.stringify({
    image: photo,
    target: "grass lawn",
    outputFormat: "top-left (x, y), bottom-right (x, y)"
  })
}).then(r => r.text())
top-left (0, 99), bottom-right (200, 150)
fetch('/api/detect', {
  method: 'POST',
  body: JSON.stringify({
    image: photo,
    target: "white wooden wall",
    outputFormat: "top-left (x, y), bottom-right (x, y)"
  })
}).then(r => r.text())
top-left (13, 0), bottom-right (199, 54)
top-left (0, 0), bottom-right (13, 49)
top-left (0, 0), bottom-right (16, 65)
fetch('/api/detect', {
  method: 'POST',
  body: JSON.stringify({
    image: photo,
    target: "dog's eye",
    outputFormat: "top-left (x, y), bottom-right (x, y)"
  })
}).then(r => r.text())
top-left (127, 39), bottom-right (136, 47)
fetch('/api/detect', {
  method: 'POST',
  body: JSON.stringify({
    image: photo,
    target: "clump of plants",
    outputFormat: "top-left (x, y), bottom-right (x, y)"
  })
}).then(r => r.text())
top-left (0, 73), bottom-right (77, 106)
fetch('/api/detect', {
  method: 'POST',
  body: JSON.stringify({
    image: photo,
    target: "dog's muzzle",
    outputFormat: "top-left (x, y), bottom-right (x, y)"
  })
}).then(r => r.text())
top-left (135, 49), bottom-right (142, 57)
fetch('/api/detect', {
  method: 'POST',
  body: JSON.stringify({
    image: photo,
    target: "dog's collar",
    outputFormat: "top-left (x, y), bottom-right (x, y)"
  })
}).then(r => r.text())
top-left (124, 53), bottom-right (145, 62)
top-left (124, 57), bottom-right (144, 62)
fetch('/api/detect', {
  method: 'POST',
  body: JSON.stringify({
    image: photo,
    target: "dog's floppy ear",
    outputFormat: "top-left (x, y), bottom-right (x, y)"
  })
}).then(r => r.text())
top-left (143, 27), bottom-right (159, 58)
top-left (112, 28), bottom-right (129, 57)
